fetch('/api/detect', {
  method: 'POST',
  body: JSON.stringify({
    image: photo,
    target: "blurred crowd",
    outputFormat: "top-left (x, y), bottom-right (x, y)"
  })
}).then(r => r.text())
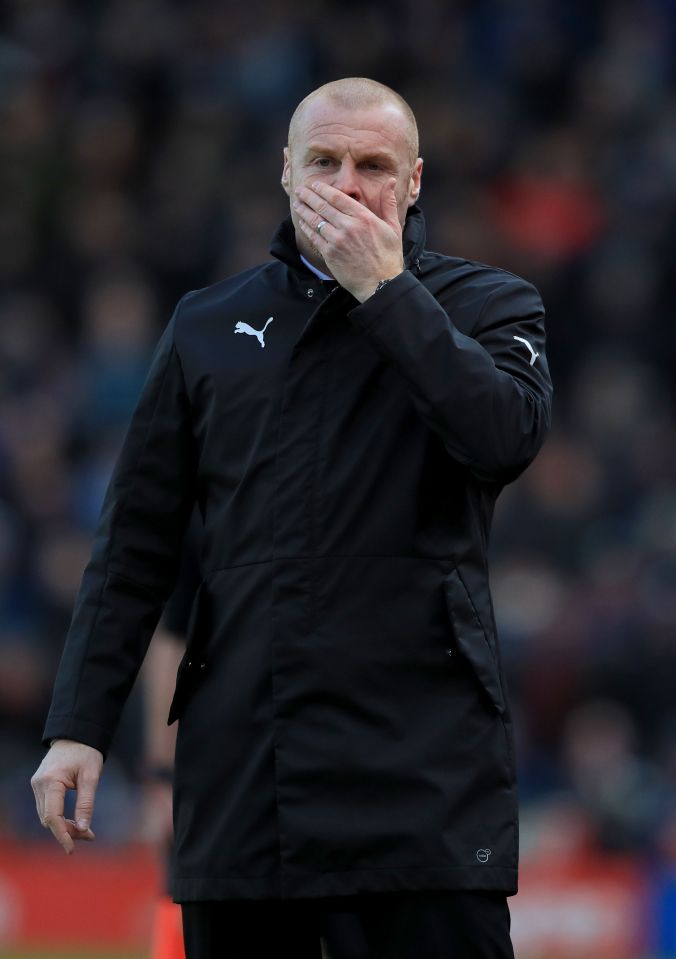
top-left (1, 0), bottom-right (675, 864)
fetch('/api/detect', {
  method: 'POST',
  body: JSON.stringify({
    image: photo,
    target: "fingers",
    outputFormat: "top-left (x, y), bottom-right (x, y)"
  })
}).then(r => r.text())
top-left (53, 819), bottom-right (96, 855)
top-left (295, 212), bottom-right (331, 252)
top-left (293, 197), bottom-right (339, 240)
top-left (292, 191), bottom-right (333, 250)
top-left (65, 819), bottom-right (96, 842)
top-left (302, 182), bottom-right (362, 217)
top-left (295, 183), bottom-right (358, 227)
top-left (30, 741), bottom-right (103, 854)
top-left (41, 780), bottom-right (74, 853)
top-left (40, 782), bottom-right (96, 853)
top-left (74, 767), bottom-right (99, 832)
top-left (31, 770), bottom-right (46, 825)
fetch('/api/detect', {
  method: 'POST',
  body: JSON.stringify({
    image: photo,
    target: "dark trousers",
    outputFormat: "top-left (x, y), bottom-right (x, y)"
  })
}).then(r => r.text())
top-left (181, 889), bottom-right (515, 959)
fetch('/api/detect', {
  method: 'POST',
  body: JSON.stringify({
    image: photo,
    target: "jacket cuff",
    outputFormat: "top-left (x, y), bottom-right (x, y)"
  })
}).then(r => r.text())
top-left (42, 715), bottom-right (111, 758)
top-left (347, 268), bottom-right (422, 329)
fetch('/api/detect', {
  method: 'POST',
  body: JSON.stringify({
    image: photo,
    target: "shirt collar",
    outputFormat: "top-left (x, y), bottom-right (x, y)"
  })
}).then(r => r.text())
top-left (299, 254), bottom-right (334, 282)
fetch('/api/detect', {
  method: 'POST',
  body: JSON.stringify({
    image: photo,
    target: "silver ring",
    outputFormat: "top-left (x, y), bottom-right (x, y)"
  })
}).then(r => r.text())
top-left (316, 219), bottom-right (328, 236)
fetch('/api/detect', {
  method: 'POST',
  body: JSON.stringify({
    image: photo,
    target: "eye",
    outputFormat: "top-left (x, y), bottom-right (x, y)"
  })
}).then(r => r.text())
top-left (313, 157), bottom-right (334, 168)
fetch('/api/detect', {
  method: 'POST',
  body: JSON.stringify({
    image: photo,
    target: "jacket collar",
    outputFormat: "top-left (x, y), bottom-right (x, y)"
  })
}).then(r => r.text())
top-left (269, 203), bottom-right (427, 276)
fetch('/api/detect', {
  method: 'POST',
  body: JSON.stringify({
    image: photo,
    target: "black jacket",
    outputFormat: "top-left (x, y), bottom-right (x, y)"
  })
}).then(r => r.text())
top-left (44, 205), bottom-right (552, 901)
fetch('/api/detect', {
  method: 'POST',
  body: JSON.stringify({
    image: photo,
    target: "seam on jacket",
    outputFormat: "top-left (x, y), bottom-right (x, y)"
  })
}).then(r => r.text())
top-left (267, 391), bottom-right (289, 892)
top-left (268, 317), bottom-right (307, 887)
top-left (204, 553), bottom-right (458, 575)
top-left (171, 309), bottom-right (196, 421)
top-left (71, 301), bottom-right (186, 720)
top-left (454, 566), bottom-right (499, 671)
top-left (105, 565), bottom-right (165, 595)
top-left (476, 288), bottom-right (501, 475)
top-left (471, 283), bottom-right (511, 339)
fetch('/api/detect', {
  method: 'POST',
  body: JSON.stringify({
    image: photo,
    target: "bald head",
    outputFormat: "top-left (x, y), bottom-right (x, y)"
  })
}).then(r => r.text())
top-left (281, 76), bottom-right (424, 269)
top-left (288, 78), bottom-right (419, 165)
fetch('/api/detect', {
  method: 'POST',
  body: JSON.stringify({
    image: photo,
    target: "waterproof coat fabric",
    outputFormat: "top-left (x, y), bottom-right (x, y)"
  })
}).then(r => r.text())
top-left (44, 205), bottom-right (552, 902)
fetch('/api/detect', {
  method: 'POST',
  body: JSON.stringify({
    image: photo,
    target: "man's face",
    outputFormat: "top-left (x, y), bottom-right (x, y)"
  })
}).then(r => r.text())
top-left (282, 96), bottom-right (422, 264)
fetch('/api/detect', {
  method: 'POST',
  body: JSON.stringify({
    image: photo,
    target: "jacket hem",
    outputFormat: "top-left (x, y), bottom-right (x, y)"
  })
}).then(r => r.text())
top-left (171, 865), bottom-right (517, 902)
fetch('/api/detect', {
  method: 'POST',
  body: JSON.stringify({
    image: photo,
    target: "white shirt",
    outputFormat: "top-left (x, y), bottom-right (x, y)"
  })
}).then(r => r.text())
top-left (300, 254), bottom-right (334, 282)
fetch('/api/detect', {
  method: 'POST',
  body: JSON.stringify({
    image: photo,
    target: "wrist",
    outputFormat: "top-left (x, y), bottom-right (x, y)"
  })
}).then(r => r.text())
top-left (355, 269), bottom-right (405, 303)
top-left (374, 278), bottom-right (393, 295)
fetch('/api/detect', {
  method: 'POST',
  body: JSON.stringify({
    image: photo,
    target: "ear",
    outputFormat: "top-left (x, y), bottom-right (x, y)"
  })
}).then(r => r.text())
top-left (281, 146), bottom-right (291, 196)
top-left (407, 157), bottom-right (423, 207)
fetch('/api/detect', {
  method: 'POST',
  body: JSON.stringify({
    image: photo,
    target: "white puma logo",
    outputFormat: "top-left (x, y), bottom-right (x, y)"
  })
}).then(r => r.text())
top-left (513, 335), bottom-right (539, 366)
top-left (234, 316), bottom-right (274, 348)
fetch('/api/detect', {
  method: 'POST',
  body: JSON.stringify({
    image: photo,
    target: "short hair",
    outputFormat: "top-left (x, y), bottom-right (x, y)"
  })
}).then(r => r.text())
top-left (288, 77), bottom-right (419, 165)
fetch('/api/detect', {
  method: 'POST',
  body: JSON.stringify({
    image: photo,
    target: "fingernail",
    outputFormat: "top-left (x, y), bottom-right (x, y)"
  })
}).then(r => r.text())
top-left (77, 818), bottom-right (89, 831)
top-left (312, 182), bottom-right (319, 190)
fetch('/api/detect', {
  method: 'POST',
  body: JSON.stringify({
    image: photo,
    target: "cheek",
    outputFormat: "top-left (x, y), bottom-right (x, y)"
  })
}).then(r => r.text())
top-left (395, 183), bottom-right (412, 219)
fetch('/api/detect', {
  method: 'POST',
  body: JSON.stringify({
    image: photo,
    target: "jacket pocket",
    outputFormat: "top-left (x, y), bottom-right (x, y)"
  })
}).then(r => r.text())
top-left (443, 568), bottom-right (505, 715)
top-left (167, 581), bottom-right (209, 725)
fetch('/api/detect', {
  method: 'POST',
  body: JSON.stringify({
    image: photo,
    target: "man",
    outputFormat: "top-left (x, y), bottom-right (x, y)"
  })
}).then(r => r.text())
top-left (32, 78), bottom-right (552, 958)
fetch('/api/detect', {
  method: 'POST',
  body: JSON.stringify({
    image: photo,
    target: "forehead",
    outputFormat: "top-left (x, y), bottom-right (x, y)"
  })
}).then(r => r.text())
top-left (293, 97), bottom-right (412, 160)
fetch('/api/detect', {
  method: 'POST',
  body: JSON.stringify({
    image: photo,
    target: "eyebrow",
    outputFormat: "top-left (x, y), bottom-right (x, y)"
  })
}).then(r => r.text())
top-left (304, 143), bottom-right (398, 166)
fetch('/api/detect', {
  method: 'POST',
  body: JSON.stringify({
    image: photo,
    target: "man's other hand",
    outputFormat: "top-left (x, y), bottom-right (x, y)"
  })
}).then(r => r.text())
top-left (30, 739), bottom-right (103, 854)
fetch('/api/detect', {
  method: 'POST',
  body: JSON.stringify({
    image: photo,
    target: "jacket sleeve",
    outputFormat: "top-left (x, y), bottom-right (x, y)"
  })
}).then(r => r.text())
top-left (42, 299), bottom-right (198, 757)
top-left (347, 268), bottom-right (553, 484)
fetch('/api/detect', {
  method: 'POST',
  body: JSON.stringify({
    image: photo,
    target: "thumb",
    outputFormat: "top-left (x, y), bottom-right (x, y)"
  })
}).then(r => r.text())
top-left (74, 768), bottom-right (99, 830)
top-left (381, 177), bottom-right (399, 228)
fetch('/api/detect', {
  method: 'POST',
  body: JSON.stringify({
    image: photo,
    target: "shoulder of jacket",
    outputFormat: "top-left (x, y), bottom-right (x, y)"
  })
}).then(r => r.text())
top-left (421, 250), bottom-right (539, 297)
top-left (419, 251), bottom-right (542, 324)
top-left (176, 260), bottom-right (278, 317)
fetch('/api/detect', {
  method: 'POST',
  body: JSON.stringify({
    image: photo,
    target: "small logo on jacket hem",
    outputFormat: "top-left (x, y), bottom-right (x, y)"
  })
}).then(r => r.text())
top-left (234, 316), bottom-right (274, 348)
top-left (476, 848), bottom-right (492, 863)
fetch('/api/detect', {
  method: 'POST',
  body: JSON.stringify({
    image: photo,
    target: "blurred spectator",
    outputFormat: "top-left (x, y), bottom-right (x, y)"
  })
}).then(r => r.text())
top-left (561, 700), bottom-right (669, 853)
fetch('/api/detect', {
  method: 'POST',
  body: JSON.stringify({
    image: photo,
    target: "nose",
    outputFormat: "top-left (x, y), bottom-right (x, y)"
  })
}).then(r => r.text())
top-left (332, 161), bottom-right (362, 203)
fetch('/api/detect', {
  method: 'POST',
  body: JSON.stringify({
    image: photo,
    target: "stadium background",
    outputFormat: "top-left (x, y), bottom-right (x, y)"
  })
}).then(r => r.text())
top-left (1, 0), bottom-right (675, 956)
